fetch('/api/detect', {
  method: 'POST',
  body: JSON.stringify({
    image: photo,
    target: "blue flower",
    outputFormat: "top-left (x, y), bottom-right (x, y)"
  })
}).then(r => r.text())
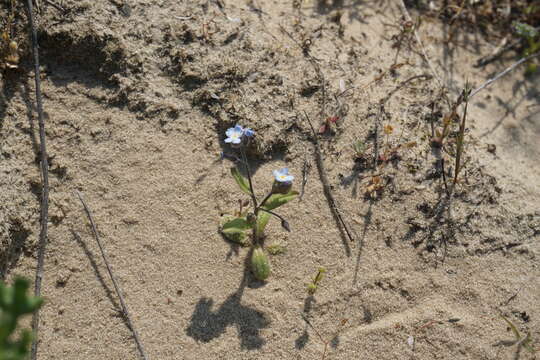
top-left (225, 125), bottom-right (244, 144)
top-left (244, 128), bottom-right (255, 137)
top-left (273, 168), bottom-right (294, 183)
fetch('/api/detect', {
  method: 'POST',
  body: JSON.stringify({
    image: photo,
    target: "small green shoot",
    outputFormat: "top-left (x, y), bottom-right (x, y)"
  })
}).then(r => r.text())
top-left (0, 278), bottom-right (43, 360)
top-left (267, 244), bottom-right (287, 255)
top-left (307, 267), bottom-right (326, 295)
top-left (500, 314), bottom-right (536, 354)
top-left (352, 139), bottom-right (366, 158)
top-left (514, 21), bottom-right (540, 73)
top-left (230, 167), bottom-right (252, 196)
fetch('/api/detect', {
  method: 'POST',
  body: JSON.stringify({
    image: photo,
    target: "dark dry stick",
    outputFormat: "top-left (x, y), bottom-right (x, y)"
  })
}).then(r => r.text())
top-left (43, 0), bottom-right (66, 13)
top-left (372, 105), bottom-right (383, 169)
top-left (279, 24), bottom-right (355, 246)
top-left (453, 87), bottom-right (469, 187)
top-left (441, 158), bottom-right (450, 197)
top-left (75, 191), bottom-right (149, 360)
top-left (26, 0), bottom-right (50, 357)
top-left (299, 151), bottom-right (311, 201)
top-left (304, 112), bottom-right (356, 244)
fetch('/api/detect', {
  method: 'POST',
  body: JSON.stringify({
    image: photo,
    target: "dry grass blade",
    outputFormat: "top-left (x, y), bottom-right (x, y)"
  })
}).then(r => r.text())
top-left (453, 84), bottom-right (470, 187)
top-left (75, 191), bottom-right (149, 360)
top-left (470, 51), bottom-right (540, 98)
top-left (397, 0), bottom-right (444, 89)
top-left (25, 0), bottom-right (50, 358)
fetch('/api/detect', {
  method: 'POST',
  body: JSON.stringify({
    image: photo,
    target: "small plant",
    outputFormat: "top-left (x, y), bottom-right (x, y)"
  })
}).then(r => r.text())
top-left (219, 124), bottom-right (298, 280)
top-left (318, 116), bottom-right (339, 134)
top-left (266, 243), bottom-right (287, 255)
top-left (430, 82), bottom-right (472, 196)
top-left (302, 315), bottom-right (348, 360)
top-left (499, 314), bottom-right (536, 355)
top-left (377, 124), bottom-right (402, 164)
top-left (352, 139), bottom-right (367, 159)
top-left (307, 267), bottom-right (326, 295)
top-left (0, 0), bottom-right (19, 70)
top-left (514, 21), bottom-right (540, 73)
top-left (0, 278), bottom-right (43, 360)
top-left (365, 175), bottom-right (384, 199)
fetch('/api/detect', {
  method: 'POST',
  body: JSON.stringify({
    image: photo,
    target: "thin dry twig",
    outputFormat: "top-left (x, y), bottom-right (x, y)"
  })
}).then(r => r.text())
top-left (475, 36), bottom-right (519, 67)
top-left (26, 0), bottom-right (50, 357)
top-left (304, 112), bottom-right (356, 246)
top-left (299, 151), bottom-right (311, 201)
top-left (279, 24), bottom-right (355, 248)
top-left (470, 51), bottom-right (540, 98)
top-left (397, 0), bottom-right (444, 89)
top-left (43, 0), bottom-right (66, 13)
top-left (302, 315), bottom-right (348, 360)
top-left (75, 191), bottom-right (149, 360)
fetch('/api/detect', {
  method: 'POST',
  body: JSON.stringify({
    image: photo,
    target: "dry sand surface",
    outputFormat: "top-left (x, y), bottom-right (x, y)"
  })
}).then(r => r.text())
top-left (1, 0), bottom-right (539, 359)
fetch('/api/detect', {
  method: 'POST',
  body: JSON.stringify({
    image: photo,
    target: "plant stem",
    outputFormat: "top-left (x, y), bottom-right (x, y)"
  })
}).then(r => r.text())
top-left (256, 192), bottom-right (273, 214)
top-left (453, 87), bottom-right (470, 186)
top-left (259, 208), bottom-right (286, 223)
top-left (239, 146), bottom-right (262, 247)
top-left (240, 146), bottom-right (258, 210)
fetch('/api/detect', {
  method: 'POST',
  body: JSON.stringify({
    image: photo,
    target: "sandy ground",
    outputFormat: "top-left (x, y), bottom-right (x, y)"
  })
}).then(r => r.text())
top-left (1, 1), bottom-right (539, 359)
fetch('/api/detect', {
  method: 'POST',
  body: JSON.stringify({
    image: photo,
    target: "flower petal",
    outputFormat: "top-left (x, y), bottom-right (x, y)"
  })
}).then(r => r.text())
top-left (234, 124), bottom-right (244, 132)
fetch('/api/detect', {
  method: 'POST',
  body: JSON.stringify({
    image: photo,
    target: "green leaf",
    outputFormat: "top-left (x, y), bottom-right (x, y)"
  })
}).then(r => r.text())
top-left (521, 332), bottom-right (535, 353)
top-left (0, 278), bottom-right (42, 360)
top-left (261, 191), bottom-right (299, 211)
top-left (220, 217), bottom-right (251, 246)
top-left (255, 211), bottom-right (270, 237)
top-left (230, 167), bottom-right (252, 195)
top-left (514, 21), bottom-right (538, 39)
top-left (222, 217), bottom-right (251, 231)
top-left (251, 247), bottom-right (270, 280)
top-left (500, 314), bottom-right (521, 341)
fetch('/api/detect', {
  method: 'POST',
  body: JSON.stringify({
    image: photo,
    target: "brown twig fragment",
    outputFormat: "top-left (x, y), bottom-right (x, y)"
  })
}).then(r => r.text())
top-left (299, 151), bottom-right (311, 201)
top-left (75, 191), bottom-right (149, 360)
top-left (26, 0), bottom-right (50, 357)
